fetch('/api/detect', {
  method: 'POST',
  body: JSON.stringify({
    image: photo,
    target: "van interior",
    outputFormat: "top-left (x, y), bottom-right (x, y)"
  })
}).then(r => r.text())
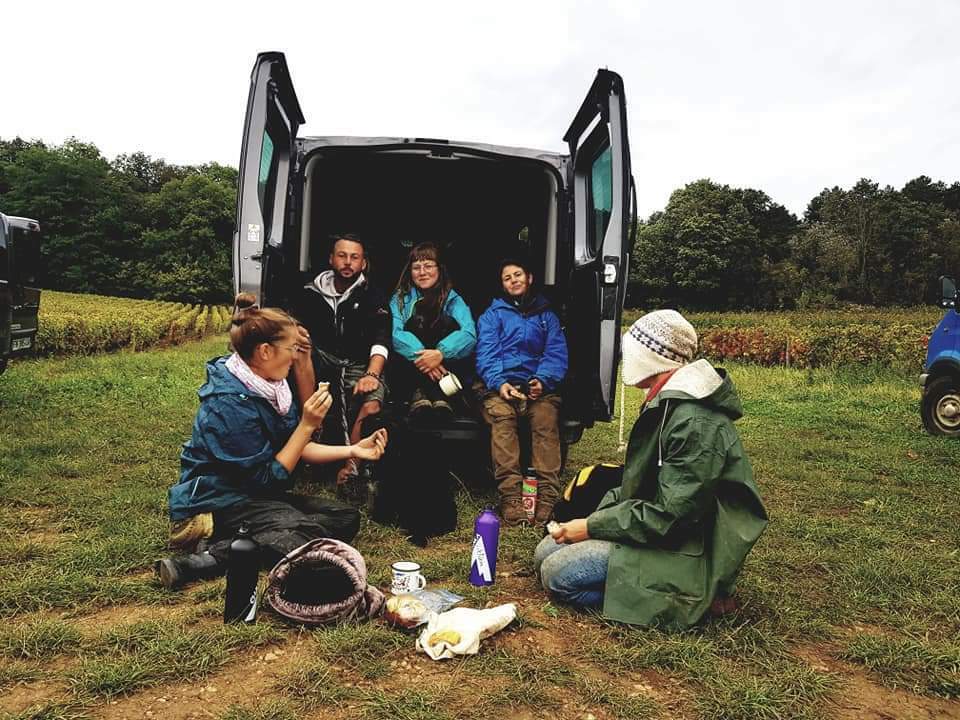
top-left (290, 149), bottom-right (563, 321)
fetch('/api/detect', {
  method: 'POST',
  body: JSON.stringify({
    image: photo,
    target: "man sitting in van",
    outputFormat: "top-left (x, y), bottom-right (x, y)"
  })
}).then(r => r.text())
top-left (476, 257), bottom-right (568, 526)
top-left (290, 233), bottom-right (392, 492)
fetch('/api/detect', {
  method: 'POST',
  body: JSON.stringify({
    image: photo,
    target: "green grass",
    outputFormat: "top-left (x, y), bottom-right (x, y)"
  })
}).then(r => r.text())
top-left (1, 333), bottom-right (959, 718)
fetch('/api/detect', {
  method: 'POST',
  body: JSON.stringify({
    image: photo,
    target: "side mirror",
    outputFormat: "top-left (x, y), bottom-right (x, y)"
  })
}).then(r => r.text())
top-left (940, 276), bottom-right (957, 309)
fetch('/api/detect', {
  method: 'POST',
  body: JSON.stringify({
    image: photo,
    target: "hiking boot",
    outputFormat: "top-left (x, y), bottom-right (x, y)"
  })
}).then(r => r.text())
top-left (499, 496), bottom-right (527, 527)
top-left (155, 552), bottom-right (224, 590)
top-left (709, 593), bottom-right (740, 617)
top-left (410, 390), bottom-right (432, 418)
top-left (432, 399), bottom-right (454, 421)
top-left (534, 497), bottom-right (557, 526)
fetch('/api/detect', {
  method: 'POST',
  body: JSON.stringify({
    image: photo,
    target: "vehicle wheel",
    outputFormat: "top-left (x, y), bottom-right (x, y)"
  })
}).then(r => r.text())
top-left (921, 375), bottom-right (960, 436)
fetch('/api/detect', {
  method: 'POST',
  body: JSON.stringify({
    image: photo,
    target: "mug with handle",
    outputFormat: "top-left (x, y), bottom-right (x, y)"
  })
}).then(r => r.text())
top-left (391, 561), bottom-right (427, 595)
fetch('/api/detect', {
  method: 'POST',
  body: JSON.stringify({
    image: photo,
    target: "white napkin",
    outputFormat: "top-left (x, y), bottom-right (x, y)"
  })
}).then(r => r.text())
top-left (416, 604), bottom-right (517, 660)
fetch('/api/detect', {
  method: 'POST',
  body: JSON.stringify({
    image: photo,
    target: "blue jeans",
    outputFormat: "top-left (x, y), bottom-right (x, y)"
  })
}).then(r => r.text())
top-left (534, 535), bottom-right (612, 609)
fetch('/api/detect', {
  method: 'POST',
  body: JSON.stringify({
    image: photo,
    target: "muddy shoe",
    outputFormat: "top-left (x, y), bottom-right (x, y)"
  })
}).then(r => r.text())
top-left (499, 496), bottom-right (527, 527)
top-left (409, 390), bottom-right (432, 418)
top-left (432, 399), bottom-right (454, 421)
top-left (534, 498), bottom-right (556, 526)
top-left (155, 552), bottom-right (223, 590)
top-left (709, 593), bottom-right (740, 617)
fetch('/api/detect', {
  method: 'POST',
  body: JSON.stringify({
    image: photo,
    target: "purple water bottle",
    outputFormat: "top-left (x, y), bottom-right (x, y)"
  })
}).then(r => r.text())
top-left (469, 508), bottom-right (500, 586)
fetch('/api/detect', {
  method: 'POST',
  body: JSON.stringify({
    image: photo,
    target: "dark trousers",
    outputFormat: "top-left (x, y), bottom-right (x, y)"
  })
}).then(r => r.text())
top-left (391, 314), bottom-right (474, 403)
top-left (208, 494), bottom-right (360, 569)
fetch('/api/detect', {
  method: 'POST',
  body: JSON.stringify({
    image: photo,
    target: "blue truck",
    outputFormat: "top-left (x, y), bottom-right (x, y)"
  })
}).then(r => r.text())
top-left (921, 276), bottom-right (960, 435)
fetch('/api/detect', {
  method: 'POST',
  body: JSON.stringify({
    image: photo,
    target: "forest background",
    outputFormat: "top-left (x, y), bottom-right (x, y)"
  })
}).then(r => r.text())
top-left (2, 136), bottom-right (959, 309)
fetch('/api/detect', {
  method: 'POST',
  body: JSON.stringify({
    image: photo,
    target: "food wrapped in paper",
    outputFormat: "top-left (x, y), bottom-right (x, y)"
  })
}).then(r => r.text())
top-left (383, 589), bottom-right (464, 628)
top-left (416, 603), bottom-right (517, 660)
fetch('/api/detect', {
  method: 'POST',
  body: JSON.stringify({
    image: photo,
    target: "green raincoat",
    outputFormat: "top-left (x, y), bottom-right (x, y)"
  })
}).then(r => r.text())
top-left (586, 360), bottom-right (768, 630)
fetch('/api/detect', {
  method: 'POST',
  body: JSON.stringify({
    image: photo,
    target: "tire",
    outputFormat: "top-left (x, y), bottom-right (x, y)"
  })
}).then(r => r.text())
top-left (0, 357), bottom-right (7, 375)
top-left (921, 375), bottom-right (960, 436)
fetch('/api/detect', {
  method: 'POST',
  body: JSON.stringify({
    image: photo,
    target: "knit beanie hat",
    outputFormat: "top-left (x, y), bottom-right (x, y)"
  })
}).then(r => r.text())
top-left (621, 310), bottom-right (697, 386)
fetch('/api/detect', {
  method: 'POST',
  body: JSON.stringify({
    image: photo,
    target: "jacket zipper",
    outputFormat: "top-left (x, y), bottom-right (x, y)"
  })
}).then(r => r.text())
top-left (657, 399), bottom-right (669, 467)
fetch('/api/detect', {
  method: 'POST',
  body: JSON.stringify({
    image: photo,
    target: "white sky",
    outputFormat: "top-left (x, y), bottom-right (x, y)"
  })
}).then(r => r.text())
top-left (3, 0), bottom-right (959, 219)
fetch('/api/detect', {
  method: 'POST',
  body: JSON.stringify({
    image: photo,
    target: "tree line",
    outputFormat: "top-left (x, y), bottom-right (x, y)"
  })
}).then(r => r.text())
top-left (0, 138), bottom-right (235, 304)
top-left (2, 136), bottom-right (958, 309)
top-left (631, 177), bottom-right (960, 309)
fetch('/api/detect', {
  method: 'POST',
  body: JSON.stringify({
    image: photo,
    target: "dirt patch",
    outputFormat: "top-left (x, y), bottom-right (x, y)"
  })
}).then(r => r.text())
top-left (793, 643), bottom-right (960, 720)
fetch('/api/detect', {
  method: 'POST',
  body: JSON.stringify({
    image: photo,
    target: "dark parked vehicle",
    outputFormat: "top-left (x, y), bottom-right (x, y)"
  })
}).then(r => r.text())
top-left (921, 275), bottom-right (960, 435)
top-left (0, 213), bottom-right (42, 375)
top-left (232, 52), bottom-right (635, 449)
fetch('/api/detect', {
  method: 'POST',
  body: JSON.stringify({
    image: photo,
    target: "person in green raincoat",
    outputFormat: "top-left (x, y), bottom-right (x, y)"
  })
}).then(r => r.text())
top-left (534, 309), bottom-right (768, 630)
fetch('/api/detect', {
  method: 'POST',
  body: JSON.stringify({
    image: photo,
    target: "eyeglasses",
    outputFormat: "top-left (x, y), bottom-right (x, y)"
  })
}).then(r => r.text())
top-left (272, 343), bottom-right (304, 354)
top-left (411, 262), bottom-right (438, 273)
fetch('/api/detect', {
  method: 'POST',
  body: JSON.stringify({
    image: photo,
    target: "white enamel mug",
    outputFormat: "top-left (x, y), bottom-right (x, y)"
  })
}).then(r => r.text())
top-left (391, 561), bottom-right (427, 595)
top-left (438, 372), bottom-right (463, 397)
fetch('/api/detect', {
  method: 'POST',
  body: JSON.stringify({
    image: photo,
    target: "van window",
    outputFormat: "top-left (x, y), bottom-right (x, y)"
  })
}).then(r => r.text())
top-left (588, 145), bottom-right (613, 255)
top-left (0, 225), bottom-right (7, 283)
top-left (11, 227), bottom-right (41, 286)
top-left (258, 129), bottom-right (280, 235)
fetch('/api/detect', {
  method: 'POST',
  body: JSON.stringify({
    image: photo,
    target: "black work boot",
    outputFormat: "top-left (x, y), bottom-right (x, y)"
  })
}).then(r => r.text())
top-left (155, 552), bottom-right (224, 590)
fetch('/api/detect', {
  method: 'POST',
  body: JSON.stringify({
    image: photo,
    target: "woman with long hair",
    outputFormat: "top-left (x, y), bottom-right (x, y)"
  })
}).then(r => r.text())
top-left (389, 242), bottom-right (477, 418)
top-left (156, 293), bottom-right (388, 589)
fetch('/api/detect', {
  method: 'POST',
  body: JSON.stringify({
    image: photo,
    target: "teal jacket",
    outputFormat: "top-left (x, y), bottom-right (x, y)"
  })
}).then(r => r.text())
top-left (169, 357), bottom-right (298, 521)
top-left (586, 360), bottom-right (768, 630)
top-left (389, 287), bottom-right (477, 361)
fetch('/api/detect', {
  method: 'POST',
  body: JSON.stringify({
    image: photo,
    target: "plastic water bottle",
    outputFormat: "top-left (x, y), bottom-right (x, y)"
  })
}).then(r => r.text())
top-left (469, 508), bottom-right (500, 586)
top-left (224, 524), bottom-right (259, 624)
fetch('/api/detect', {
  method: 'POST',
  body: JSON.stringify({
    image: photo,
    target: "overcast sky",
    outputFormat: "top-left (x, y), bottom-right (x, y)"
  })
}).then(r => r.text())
top-left (3, 1), bottom-right (958, 218)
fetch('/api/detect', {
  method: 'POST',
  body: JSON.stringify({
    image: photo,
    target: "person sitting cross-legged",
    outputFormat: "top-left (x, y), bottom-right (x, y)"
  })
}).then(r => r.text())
top-left (534, 310), bottom-right (768, 630)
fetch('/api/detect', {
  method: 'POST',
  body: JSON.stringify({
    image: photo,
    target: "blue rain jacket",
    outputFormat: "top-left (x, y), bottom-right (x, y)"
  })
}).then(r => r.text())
top-left (389, 287), bottom-right (477, 361)
top-left (169, 356), bottom-right (299, 521)
top-left (475, 295), bottom-right (568, 392)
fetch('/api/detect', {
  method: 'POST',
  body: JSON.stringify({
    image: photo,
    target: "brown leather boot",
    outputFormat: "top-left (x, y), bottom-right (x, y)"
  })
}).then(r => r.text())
top-left (534, 497), bottom-right (556, 526)
top-left (499, 496), bottom-right (527, 526)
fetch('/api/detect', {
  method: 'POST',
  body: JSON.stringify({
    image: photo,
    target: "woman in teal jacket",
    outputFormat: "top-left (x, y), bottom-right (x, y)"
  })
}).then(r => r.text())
top-left (157, 294), bottom-right (388, 589)
top-left (389, 242), bottom-right (476, 418)
top-left (536, 310), bottom-right (767, 630)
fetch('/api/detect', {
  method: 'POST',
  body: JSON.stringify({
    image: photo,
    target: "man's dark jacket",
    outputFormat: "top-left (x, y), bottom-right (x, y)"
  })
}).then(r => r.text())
top-left (290, 274), bottom-right (392, 364)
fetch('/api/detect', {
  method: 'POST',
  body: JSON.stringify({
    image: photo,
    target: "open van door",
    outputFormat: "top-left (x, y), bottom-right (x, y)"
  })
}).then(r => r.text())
top-left (234, 52), bottom-right (305, 302)
top-left (563, 70), bottom-right (635, 423)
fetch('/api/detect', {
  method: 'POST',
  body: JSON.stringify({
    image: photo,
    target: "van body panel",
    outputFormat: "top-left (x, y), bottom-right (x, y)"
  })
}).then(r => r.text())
top-left (234, 52), bottom-right (305, 303)
top-left (0, 214), bottom-right (42, 371)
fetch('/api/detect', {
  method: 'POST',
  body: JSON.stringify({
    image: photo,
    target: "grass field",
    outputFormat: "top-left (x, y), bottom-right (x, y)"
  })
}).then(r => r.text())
top-left (0, 336), bottom-right (958, 719)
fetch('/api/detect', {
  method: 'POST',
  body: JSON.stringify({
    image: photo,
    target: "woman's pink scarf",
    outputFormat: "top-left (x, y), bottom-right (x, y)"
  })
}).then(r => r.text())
top-left (225, 353), bottom-right (293, 416)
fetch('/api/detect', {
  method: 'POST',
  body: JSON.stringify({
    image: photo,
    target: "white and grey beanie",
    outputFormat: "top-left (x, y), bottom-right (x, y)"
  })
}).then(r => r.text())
top-left (621, 309), bottom-right (697, 386)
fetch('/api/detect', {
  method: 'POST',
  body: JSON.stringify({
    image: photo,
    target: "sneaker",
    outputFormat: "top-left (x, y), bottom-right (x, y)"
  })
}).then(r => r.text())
top-left (499, 496), bottom-right (527, 527)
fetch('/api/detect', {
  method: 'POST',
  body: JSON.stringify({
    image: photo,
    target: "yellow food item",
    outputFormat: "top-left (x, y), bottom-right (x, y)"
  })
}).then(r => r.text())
top-left (427, 629), bottom-right (462, 647)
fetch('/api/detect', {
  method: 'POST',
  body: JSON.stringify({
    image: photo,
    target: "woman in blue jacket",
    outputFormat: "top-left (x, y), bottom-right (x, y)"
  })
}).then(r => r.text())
top-left (390, 242), bottom-right (477, 418)
top-left (476, 258), bottom-right (568, 526)
top-left (156, 294), bottom-right (388, 589)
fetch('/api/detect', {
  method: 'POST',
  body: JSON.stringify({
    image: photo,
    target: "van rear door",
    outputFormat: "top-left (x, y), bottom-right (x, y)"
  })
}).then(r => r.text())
top-left (234, 52), bottom-right (305, 302)
top-left (563, 70), bottom-right (635, 422)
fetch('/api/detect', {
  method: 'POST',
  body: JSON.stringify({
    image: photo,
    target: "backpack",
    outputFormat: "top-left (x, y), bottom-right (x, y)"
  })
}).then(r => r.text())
top-left (369, 422), bottom-right (458, 546)
top-left (551, 463), bottom-right (623, 522)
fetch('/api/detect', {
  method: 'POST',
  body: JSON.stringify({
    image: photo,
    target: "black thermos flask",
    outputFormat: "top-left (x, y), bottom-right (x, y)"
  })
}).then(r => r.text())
top-left (223, 524), bottom-right (259, 624)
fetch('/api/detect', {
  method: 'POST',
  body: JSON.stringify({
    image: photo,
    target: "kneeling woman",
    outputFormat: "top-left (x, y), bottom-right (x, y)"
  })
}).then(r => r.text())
top-left (157, 294), bottom-right (388, 588)
top-left (389, 242), bottom-right (476, 417)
